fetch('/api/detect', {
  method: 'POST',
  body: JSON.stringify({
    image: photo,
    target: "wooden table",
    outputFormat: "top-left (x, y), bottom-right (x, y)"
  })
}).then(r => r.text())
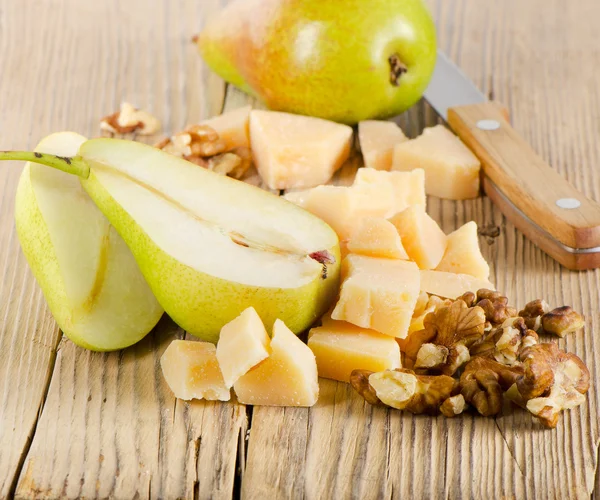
top-left (1, 0), bottom-right (599, 498)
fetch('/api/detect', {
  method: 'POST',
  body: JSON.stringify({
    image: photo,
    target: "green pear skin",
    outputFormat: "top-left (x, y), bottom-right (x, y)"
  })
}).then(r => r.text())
top-left (75, 139), bottom-right (341, 343)
top-left (198, 0), bottom-right (437, 124)
top-left (14, 133), bottom-right (164, 351)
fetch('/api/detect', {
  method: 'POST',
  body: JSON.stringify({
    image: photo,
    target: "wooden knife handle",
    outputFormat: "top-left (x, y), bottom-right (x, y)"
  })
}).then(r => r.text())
top-left (448, 102), bottom-right (600, 252)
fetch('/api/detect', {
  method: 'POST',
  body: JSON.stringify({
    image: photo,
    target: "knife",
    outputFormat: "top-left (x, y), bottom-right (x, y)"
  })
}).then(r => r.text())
top-left (424, 50), bottom-right (600, 270)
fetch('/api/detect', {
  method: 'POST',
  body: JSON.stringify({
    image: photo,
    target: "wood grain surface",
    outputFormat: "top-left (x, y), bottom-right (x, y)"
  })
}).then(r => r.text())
top-left (0, 0), bottom-right (599, 499)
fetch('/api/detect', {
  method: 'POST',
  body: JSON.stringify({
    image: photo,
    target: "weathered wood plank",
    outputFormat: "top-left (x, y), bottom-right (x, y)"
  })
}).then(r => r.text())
top-left (0, 0), bottom-right (245, 498)
top-left (241, 0), bottom-right (600, 498)
top-left (1, 0), bottom-right (599, 498)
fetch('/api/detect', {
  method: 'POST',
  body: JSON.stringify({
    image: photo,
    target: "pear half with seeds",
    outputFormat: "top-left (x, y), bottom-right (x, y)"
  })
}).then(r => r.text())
top-left (4, 139), bottom-right (341, 343)
top-left (14, 132), bottom-right (164, 351)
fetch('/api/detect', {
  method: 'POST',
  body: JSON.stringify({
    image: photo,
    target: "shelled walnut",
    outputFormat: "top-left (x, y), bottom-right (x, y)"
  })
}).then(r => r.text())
top-left (100, 102), bottom-right (161, 136)
top-left (473, 289), bottom-right (517, 326)
top-left (509, 343), bottom-right (590, 428)
top-left (470, 317), bottom-right (539, 365)
top-left (518, 299), bottom-right (550, 331)
top-left (404, 300), bottom-right (486, 376)
top-left (541, 306), bottom-right (585, 338)
top-left (351, 368), bottom-right (460, 415)
top-left (156, 125), bottom-right (252, 179)
top-left (459, 357), bottom-right (523, 416)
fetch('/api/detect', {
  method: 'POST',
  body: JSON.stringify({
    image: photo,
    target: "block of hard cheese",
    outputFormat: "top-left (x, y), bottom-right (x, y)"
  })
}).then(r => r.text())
top-left (389, 206), bottom-right (447, 269)
top-left (346, 217), bottom-right (409, 259)
top-left (436, 221), bottom-right (490, 280)
top-left (332, 255), bottom-right (420, 338)
top-left (392, 125), bottom-right (481, 200)
top-left (308, 321), bottom-right (401, 382)
top-left (353, 168), bottom-right (426, 215)
top-left (284, 169), bottom-right (425, 240)
top-left (161, 340), bottom-right (230, 401)
top-left (216, 307), bottom-right (270, 388)
top-left (250, 110), bottom-right (353, 190)
top-left (234, 319), bottom-right (319, 406)
top-left (420, 269), bottom-right (495, 299)
top-left (200, 105), bottom-right (251, 150)
top-left (358, 120), bottom-right (408, 170)
top-left (284, 186), bottom-right (362, 240)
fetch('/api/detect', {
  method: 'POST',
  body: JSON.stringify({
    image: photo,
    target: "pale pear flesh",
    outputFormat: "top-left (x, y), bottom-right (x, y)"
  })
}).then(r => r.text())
top-left (14, 132), bottom-right (164, 351)
top-left (76, 139), bottom-right (341, 342)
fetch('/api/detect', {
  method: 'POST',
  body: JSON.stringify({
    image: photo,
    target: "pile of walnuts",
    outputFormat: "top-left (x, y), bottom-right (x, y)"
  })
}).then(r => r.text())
top-left (351, 289), bottom-right (589, 428)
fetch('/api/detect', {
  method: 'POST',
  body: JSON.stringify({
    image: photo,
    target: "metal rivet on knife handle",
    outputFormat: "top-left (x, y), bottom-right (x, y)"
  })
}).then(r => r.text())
top-left (476, 119), bottom-right (501, 131)
top-left (556, 198), bottom-right (582, 210)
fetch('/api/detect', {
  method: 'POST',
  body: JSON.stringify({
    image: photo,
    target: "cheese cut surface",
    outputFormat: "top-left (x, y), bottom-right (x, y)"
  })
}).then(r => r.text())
top-left (284, 169), bottom-right (425, 240)
top-left (332, 255), bottom-right (420, 338)
top-left (160, 340), bottom-right (230, 401)
top-left (216, 307), bottom-right (270, 388)
top-left (353, 168), bottom-right (426, 215)
top-left (420, 269), bottom-right (495, 298)
top-left (358, 120), bottom-right (408, 170)
top-left (250, 110), bottom-right (353, 190)
top-left (284, 186), bottom-right (359, 240)
top-left (200, 105), bottom-right (251, 150)
top-left (392, 125), bottom-right (481, 200)
top-left (389, 206), bottom-right (447, 270)
top-left (308, 321), bottom-right (401, 382)
top-left (436, 221), bottom-right (490, 280)
top-left (233, 319), bottom-right (319, 406)
top-left (346, 217), bottom-right (409, 259)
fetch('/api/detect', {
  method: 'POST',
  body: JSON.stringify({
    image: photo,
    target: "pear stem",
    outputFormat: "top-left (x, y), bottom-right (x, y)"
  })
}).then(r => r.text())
top-left (0, 151), bottom-right (90, 178)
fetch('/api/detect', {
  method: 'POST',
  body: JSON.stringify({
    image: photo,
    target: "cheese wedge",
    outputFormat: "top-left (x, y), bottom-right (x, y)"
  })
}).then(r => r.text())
top-left (161, 340), bottom-right (230, 401)
top-left (346, 217), bottom-right (409, 259)
top-left (332, 255), bottom-right (420, 338)
top-left (389, 206), bottom-right (447, 270)
top-left (420, 269), bottom-right (495, 299)
top-left (200, 105), bottom-right (251, 150)
top-left (250, 110), bottom-right (353, 189)
top-left (216, 307), bottom-right (270, 388)
top-left (436, 221), bottom-right (490, 280)
top-left (233, 319), bottom-right (319, 406)
top-left (308, 321), bottom-right (401, 382)
top-left (392, 125), bottom-right (481, 200)
top-left (358, 120), bottom-right (408, 170)
top-left (353, 168), bottom-right (426, 214)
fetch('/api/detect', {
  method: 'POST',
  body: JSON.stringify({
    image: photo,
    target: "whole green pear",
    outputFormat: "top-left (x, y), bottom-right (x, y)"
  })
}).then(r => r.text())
top-left (198, 0), bottom-right (437, 124)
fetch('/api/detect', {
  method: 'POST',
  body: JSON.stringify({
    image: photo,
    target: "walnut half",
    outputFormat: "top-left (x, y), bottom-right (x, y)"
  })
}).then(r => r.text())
top-left (100, 102), bottom-right (161, 136)
top-left (516, 343), bottom-right (590, 428)
top-left (404, 300), bottom-right (486, 376)
top-left (351, 368), bottom-right (459, 416)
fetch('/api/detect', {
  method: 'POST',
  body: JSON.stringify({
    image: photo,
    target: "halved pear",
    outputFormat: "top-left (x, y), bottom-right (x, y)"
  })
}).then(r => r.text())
top-left (14, 132), bottom-right (164, 351)
top-left (5, 139), bottom-right (341, 343)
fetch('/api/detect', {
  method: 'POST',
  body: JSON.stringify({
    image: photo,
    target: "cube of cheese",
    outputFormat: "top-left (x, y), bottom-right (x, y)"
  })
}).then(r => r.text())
top-left (216, 307), bottom-right (270, 388)
top-left (346, 217), bottom-right (409, 259)
top-left (389, 206), bottom-right (447, 269)
top-left (250, 110), bottom-right (353, 189)
top-left (358, 120), bottom-right (408, 170)
top-left (436, 221), bottom-right (490, 280)
top-left (284, 169), bottom-right (426, 240)
top-left (160, 340), bottom-right (230, 401)
top-left (332, 255), bottom-right (420, 338)
top-left (353, 168), bottom-right (426, 215)
top-left (420, 269), bottom-right (495, 299)
top-left (200, 105), bottom-right (251, 150)
top-left (308, 321), bottom-right (401, 382)
top-left (284, 186), bottom-right (361, 240)
top-left (392, 125), bottom-right (481, 200)
top-left (233, 320), bottom-right (319, 406)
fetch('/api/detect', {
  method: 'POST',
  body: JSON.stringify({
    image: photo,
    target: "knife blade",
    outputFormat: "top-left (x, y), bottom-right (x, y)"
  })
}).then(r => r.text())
top-left (423, 50), bottom-right (600, 270)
